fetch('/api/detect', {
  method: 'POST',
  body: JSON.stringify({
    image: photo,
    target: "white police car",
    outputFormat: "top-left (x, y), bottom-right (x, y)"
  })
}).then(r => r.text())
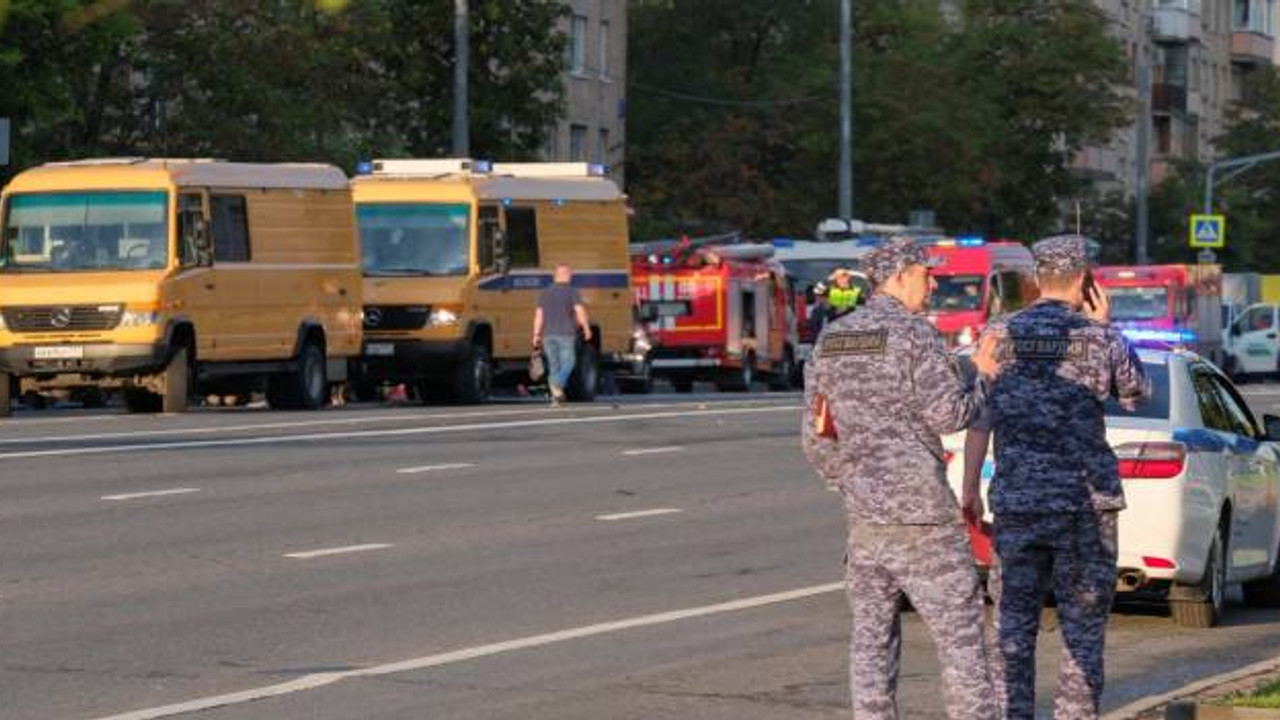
top-left (946, 348), bottom-right (1280, 628)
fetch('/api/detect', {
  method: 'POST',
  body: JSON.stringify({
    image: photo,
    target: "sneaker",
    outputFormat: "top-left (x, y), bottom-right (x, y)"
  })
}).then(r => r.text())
top-left (549, 386), bottom-right (565, 407)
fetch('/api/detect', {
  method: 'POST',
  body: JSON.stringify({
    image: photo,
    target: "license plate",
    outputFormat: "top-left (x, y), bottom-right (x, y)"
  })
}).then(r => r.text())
top-left (365, 343), bottom-right (395, 357)
top-left (34, 345), bottom-right (84, 360)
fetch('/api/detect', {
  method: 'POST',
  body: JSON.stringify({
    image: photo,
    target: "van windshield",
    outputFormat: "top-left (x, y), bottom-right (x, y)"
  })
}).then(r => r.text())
top-left (358, 203), bottom-right (470, 277)
top-left (930, 274), bottom-right (985, 312)
top-left (1108, 286), bottom-right (1169, 321)
top-left (1, 191), bottom-right (170, 272)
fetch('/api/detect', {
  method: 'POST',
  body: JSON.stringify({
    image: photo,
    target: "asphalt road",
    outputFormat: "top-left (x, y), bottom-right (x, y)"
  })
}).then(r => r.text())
top-left (2, 387), bottom-right (1280, 720)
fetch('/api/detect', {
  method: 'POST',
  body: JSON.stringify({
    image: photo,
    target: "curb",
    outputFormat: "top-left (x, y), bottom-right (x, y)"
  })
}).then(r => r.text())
top-left (1104, 655), bottom-right (1280, 720)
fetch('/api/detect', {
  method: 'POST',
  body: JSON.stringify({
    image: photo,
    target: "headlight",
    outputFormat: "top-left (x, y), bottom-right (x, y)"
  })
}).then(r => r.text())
top-left (119, 310), bottom-right (161, 327)
top-left (427, 308), bottom-right (460, 327)
top-left (0, 311), bottom-right (6, 331)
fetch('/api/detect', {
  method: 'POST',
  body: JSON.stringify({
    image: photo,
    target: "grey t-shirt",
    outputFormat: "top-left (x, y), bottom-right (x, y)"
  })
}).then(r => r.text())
top-left (538, 283), bottom-right (583, 338)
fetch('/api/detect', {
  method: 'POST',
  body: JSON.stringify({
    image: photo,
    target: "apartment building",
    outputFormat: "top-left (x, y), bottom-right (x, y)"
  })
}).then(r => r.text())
top-left (545, 0), bottom-right (627, 187)
top-left (1077, 0), bottom-right (1276, 194)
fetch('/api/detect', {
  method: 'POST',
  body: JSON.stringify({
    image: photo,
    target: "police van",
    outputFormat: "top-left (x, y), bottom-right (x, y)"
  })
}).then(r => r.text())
top-left (0, 158), bottom-right (363, 415)
top-left (351, 159), bottom-right (634, 403)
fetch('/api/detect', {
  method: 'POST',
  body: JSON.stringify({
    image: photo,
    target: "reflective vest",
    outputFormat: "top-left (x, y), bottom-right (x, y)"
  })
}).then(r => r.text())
top-left (829, 285), bottom-right (862, 313)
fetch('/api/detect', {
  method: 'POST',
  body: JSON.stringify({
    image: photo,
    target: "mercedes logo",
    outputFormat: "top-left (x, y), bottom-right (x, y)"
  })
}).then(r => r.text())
top-left (365, 308), bottom-right (383, 327)
top-left (50, 308), bottom-right (73, 329)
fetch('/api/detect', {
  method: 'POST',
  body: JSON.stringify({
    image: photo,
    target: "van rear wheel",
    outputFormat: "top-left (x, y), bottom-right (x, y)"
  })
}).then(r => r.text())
top-left (0, 372), bottom-right (11, 418)
top-left (268, 341), bottom-right (328, 410)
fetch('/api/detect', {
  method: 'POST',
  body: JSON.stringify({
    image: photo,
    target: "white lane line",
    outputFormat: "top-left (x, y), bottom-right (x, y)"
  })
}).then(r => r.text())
top-left (0, 405), bottom-right (800, 461)
top-left (86, 580), bottom-right (843, 720)
top-left (595, 508), bottom-right (684, 521)
top-left (283, 544), bottom-right (393, 560)
top-left (621, 446), bottom-right (685, 456)
top-left (101, 488), bottom-right (201, 502)
top-left (396, 462), bottom-right (476, 474)
top-left (0, 397), bottom-right (794, 446)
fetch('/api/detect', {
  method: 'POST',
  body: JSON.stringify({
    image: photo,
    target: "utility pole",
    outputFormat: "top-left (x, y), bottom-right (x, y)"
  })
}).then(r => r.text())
top-left (838, 0), bottom-right (853, 219)
top-left (452, 0), bottom-right (470, 157)
top-left (1134, 5), bottom-right (1152, 264)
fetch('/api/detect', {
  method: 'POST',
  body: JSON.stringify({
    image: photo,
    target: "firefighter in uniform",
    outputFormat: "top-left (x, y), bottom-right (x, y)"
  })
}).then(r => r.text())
top-left (803, 236), bottom-right (1000, 720)
top-left (962, 235), bottom-right (1149, 719)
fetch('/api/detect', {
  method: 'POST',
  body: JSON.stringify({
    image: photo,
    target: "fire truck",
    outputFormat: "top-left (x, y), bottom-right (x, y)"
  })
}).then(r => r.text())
top-left (924, 239), bottom-right (1037, 347)
top-left (1094, 264), bottom-right (1223, 364)
top-left (632, 239), bottom-right (797, 392)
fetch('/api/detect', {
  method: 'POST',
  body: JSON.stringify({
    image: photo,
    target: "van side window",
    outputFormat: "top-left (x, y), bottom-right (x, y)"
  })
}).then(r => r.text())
top-left (177, 194), bottom-right (204, 267)
top-left (210, 194), bottom-right (250, 263)
top-left (478, 205), bottom-right (498, 271)
top-left (504, 206), bottom-right (539, 268)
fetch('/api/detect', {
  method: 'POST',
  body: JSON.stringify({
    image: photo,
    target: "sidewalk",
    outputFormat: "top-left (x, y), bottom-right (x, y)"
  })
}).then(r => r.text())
top-left (1105, 655), bottom-right (1280, 719)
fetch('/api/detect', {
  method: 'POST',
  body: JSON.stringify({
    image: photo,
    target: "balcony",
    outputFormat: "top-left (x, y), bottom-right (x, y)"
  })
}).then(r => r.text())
top-left (1231, 31), bottom-right (1275, 66)
top-left (1152, 82), bottom-right (1189, 115)
top-left (1153, 1), bottom-right (1203, 43)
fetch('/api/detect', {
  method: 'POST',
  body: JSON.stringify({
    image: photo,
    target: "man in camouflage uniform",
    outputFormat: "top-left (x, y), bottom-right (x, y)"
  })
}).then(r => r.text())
top-left (962, 235), bottom-right (1149, 720)
top-left (803, 236), bottom-right (1001, 720)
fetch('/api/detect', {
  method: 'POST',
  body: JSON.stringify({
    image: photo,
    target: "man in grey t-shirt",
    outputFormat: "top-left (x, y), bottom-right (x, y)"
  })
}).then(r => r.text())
top-left (534, 264), bottom-right (593, 405)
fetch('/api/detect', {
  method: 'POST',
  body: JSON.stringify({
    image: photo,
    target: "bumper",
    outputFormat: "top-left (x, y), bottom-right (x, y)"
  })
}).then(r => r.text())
top-left (359, 338), bottom-right (470, 380)
top-left (0, 342), bottom-right (168, 378)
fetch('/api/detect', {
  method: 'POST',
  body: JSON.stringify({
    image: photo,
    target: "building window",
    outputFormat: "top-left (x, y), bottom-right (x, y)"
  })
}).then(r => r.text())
top-left (543, 127), bottom-right (559, 161)
top-left (597, 127), bottom-right (610, 165)
top-left (210, 194), bottom-right (249, 262)
top-left (569, 124), bottom-right (587, 161)
top-left (599, 20), bottom-right (610, 80)
top-left (568, 14), bottom-right (587, 74)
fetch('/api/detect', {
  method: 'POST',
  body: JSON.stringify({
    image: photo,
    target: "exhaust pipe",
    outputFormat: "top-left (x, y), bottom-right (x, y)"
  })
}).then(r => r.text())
top-left (1118, 569), bottom-right (1147, 591)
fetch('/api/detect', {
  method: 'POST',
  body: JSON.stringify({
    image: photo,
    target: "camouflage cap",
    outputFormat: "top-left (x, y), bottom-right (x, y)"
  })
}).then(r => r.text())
top-left (862, 236), bottom-right (941, 284)
top-left (1032, 234), bottom-right (1090, 275)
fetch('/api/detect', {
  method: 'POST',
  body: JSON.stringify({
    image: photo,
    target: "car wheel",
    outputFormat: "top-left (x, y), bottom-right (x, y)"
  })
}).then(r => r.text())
top-left (1170, 524), bottom-right (1227, 628)
top-left (452, 343), bottom-right (493, 405)
top-left (567, 343), bottom-right (600, 402)
top-left (0, 372), bottom-right (11, 418)
top-left (1243, 540), bottom-right (1280, 608)
top-left (716, 352), bottom-right (756, 392)
top-left (161, 346), bottom-right (191, 414)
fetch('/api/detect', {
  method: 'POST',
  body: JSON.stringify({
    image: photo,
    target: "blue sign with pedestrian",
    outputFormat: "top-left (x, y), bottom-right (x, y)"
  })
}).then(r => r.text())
top-left (1189, 214), bottom-right (1225, 248)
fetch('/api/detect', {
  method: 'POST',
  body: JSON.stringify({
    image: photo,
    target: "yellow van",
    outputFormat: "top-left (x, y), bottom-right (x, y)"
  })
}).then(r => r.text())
top-left (0, 158), bottom-right (362, 416)
top-left (351, 159), bottom-right (636, 402)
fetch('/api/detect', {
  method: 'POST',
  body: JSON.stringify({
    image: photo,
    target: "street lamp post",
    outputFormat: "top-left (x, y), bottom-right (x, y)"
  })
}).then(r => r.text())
top-left (1134, 4), bottom-right (1153, 264)
top-left (452, 0), bottom-right (470, 157)
top-left (838, 0), bottom-right (853, 219)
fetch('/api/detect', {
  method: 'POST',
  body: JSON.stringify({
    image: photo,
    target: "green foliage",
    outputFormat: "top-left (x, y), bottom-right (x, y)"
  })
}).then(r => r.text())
top-left (627, 0), bottom-right (1132, 240)
top-left (0, 0), bottom-right (567, 180)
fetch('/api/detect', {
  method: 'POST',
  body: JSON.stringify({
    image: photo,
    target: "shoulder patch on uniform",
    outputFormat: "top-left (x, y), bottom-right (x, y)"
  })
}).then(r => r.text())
top-left (1000, 335), bottom-right (1088, 361)
top-left (820, 330), bottom-right (888, 356)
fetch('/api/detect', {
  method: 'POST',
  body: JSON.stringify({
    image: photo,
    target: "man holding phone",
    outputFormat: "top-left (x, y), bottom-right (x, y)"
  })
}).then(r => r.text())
top-left (962, 235), bottom-right (1148, 719)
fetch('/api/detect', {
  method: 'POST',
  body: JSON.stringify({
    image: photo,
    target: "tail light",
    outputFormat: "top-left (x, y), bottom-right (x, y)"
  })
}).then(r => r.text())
top-left (1116, 441), bottom-right (1186, 479)
top-left (943, 451), bottom-right (955, 465)
top-left (957, 326), bottom-right (976, 346)
top-left (1142, 556), bottom-right (1177, 569)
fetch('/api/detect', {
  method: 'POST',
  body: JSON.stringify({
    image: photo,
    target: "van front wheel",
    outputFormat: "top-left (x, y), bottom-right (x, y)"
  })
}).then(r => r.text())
top-left (0, 372), bottom-right (11, 418)
top-left (452, 343), bottom-right (493, 405)
top-left (161, 347), bottom-right (190, 413)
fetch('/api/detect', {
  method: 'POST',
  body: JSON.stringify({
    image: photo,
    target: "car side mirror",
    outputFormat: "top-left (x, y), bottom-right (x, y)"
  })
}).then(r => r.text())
top-left (1265, 414), bottom-right (1280, 442)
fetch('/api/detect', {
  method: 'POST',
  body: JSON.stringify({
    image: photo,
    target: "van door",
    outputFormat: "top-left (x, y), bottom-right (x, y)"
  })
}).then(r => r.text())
top-left (206, 193), bottom-right (262, 359)
top-left (493, 205), bottom-right (541, 360)
top-left (170, 191), bottom-right (220, 360)
top-left (1231, 304), bottom-right (1278, 375)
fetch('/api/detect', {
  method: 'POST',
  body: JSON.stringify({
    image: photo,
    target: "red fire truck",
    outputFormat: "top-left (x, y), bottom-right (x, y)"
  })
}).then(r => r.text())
top-left (632, 240), bottom-right (798, 392)
top-left (1095, 264), bottom-right (1223, 363)
top-left (925, 239), bottom-right (1037, 347)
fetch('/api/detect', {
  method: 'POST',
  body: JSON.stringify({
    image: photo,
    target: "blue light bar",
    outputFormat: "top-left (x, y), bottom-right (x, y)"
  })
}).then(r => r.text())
top-left (473, 159), bottom-right (493, 173)
top-left (587, 163), bottom-right (607, 176)
top-left (1122, 328), bottom-right (1198, 344)
top-left (355, 160), bottom-right (374, 176)
top-left (771, 238), bottom-right (796, 248)
top-left (957, 236), bottom-right (986, 247)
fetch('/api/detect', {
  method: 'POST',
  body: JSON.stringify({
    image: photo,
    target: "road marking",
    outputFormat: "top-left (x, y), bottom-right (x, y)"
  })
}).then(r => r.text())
top-left (86, 580), bottom-right (843, 720)
top-left (396, 463), bottom-right (475, 474)
top-left (283, 544), bottom-right (393, 560)
top-left (621, 446), bottom-right (685, 456)
top-left (0, 405), bottom-right (800, 461)
top-left (101, 488), bottom-right (201, 502)
top-left (595, 508), bottom-right (684, 521)
top-left (0, 398), bottom-right (793, 446)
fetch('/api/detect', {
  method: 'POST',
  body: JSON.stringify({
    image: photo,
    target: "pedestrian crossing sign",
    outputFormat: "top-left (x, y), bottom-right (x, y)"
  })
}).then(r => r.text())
top-left (1189, 214), bottom-right (1225, 248)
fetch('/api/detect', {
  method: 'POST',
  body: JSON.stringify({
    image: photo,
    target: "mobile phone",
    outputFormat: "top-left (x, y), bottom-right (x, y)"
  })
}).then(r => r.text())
top-left (1082, 271), bottom-right (1097, 311)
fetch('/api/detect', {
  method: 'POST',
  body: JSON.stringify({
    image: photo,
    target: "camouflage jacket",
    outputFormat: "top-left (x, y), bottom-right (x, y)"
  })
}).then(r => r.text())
top-left (802, 294), bottom-right (987, 524)
top-left (975, 299), bottom-right (1149, 515)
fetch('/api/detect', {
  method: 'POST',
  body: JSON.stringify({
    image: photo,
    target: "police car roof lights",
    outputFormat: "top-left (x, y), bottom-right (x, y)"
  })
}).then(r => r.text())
top-left (491, 162), bottom-right (607, 178)
top-left (367, 159), bottom-right (493, 176)
top-left (1122, 328), bottom-right (1198, 345)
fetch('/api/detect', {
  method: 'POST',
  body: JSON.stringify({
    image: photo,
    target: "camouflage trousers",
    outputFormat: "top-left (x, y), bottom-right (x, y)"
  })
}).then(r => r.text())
top-left (847, 522), bottom-right (997, 720)
top-left (989, 511), bottom-right (1119, 720)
